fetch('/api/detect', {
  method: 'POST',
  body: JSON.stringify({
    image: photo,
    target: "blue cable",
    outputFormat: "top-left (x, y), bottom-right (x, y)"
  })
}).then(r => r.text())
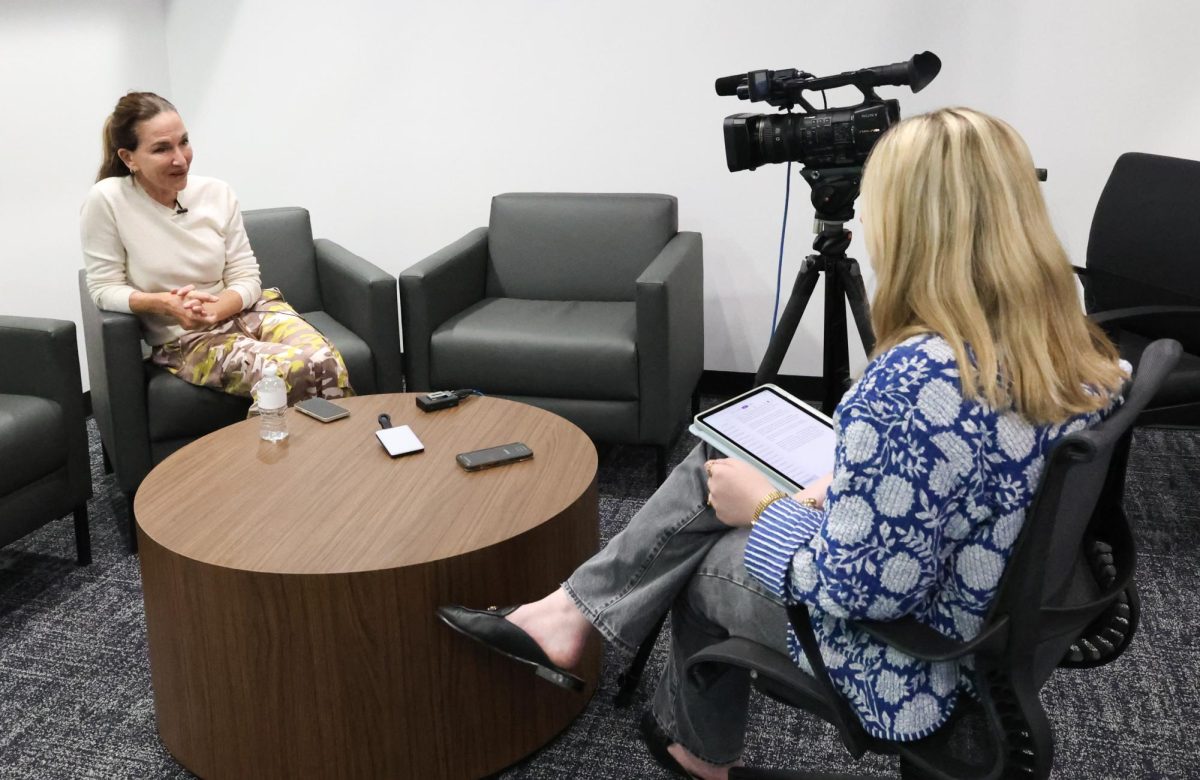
top-left (770, 161), bottom-right (793, 340)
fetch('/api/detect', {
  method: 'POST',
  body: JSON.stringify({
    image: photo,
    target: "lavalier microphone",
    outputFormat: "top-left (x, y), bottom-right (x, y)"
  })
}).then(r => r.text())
top-left (173, 199), bottom-right (188, 216)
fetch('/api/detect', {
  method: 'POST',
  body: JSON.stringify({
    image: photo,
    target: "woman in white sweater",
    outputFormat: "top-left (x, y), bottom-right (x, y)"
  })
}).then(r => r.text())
top-left (81, 92), bottom-right (352, 405)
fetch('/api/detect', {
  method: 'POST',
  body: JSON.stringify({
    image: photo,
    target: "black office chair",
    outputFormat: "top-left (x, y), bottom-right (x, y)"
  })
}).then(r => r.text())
top-left (79, 207), bottom-right (402, 552)
top-left (680, 338), bottom-right (1180, 780)
top-left (1081, 152), bottom-right (1200, 426)
top-left (0, 316), bottom-right (92, 565)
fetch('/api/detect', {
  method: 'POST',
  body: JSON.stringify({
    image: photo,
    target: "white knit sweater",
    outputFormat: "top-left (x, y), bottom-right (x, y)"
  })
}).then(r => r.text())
top-left (80, 175), bottom-right (262, 346)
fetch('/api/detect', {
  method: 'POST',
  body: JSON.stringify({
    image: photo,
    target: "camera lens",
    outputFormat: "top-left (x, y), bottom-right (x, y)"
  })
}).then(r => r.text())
top-left (722, 100), bottom-right (900, 172)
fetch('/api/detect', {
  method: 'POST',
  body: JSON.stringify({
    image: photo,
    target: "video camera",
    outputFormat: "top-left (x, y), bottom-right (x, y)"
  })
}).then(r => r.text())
top-left (715, 51), bottom-right (941, 174)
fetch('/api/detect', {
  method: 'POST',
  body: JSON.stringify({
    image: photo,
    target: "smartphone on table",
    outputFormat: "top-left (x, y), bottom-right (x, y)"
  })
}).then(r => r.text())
top-left (456, 442), bottom-right (533, 471)
top-left (295, 397), bottom-right (350, 423)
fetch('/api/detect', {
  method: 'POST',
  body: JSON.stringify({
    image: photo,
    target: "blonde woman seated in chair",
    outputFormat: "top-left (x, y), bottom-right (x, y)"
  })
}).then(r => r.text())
top-left (437, 108), bottom-right (1127, 779)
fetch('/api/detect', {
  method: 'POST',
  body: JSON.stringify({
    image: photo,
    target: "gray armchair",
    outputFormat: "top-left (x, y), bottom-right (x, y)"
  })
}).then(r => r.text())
top-left (399, 193), bottom-right (703, 481)
top-left (0, 316), bottom-right (91, 565)
top-left (79, 207), bottom-right (402, 550)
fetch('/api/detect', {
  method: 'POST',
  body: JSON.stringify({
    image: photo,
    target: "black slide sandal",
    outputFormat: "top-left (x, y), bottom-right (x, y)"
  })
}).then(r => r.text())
top-left (436, 604), bottom-right (586, 692)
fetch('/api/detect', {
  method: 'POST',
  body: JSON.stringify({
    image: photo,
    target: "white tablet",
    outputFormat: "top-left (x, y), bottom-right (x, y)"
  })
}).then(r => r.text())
top-left (689, 384), bottom-right (836, 494)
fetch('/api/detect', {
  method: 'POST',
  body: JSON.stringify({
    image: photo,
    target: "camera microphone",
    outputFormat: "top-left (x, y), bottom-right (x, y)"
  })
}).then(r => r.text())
top-left (714, 74), bottom-right (745, 96)
top-left (173, 199), bottom-right (188, 216)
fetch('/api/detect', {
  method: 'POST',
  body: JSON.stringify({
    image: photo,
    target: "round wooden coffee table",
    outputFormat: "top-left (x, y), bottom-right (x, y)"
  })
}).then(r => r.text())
top-left (135, 394), bottom-right (600, 779)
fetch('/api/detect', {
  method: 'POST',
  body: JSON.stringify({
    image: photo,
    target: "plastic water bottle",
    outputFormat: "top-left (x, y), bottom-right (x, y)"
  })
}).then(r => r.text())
top-left (256, 363), bottom-right (289, 442)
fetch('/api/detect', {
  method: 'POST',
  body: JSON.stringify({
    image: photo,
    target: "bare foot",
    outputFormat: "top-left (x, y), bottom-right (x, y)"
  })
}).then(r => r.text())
top-left (666, 742), bottom-right (741, 780)
top-left (506, 587), bottom-right (593, 670)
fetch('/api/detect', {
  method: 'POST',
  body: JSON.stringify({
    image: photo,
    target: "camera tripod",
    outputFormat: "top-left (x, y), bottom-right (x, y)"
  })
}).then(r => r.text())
top-left (754, 168), bottom-right (876, 412)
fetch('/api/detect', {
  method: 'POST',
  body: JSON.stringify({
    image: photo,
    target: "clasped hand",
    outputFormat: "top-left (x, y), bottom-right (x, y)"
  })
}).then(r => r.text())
top-left (706, 458), bottom-right (831, 528)
top-left (162, 285), bottom-right (221, 330)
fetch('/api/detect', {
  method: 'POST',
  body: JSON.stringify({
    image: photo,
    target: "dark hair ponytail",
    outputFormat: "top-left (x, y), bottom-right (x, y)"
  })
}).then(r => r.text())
top-left (96, 92), bottom-right (177, 182)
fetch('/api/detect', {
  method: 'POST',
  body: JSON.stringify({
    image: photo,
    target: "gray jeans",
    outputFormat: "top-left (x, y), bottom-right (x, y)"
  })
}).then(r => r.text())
top-left (563, 443), bottom-right (791, 765)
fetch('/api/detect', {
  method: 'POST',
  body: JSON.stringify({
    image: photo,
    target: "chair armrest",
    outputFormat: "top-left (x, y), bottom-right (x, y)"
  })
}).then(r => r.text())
top-left (687, 631), bottom-right (872, 763)
top-left (314, 238), bottom-right (403, 392)
top-left (78, 269), bottom-right (151, 495)
top-left (0, 316), bottom-right (79, 399)
top-left (635, 231), bottom-right (704, 445)
top-left (686, 637), bottom-right (837, 722)
top-left (398, 227), bottom-right (489, 390)
top-left (1089, 304), bottom-right (1200, 327)
top-left (0, 316), bottom-right (91, 502)
top-left (1089, 304), bottom-right (1200, 351)
top-left (852, 615), bottom-right (1009, 663)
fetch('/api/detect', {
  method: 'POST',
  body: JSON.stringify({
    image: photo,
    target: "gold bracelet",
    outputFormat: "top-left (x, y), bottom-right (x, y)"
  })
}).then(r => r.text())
top-left (751, 490), bottom-right (790, 525)
top-left (797, 497), bottom-right (819, 509)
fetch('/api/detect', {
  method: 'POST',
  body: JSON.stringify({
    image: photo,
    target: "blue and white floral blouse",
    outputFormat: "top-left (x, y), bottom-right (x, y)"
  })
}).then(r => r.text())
top-left (743, 334), bottom-right (1119, 742)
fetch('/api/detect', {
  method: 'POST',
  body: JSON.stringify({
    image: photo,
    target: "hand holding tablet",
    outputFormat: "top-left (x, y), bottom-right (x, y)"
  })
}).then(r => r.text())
top-left (690, 384), bottom-right (836, 494)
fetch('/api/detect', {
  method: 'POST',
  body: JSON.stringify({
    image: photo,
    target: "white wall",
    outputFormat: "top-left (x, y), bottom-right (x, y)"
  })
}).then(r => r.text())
top-left (161, 0), bottom-right (1200, 377)
top-left (7, 1), bottom-right (1200, 384)
top-left (0, 1), bottom-right (170, 387)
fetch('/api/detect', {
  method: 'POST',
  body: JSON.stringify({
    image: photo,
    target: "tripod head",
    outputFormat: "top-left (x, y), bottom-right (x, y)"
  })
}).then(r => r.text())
top-left (799, 166), bottom-right (861, 226)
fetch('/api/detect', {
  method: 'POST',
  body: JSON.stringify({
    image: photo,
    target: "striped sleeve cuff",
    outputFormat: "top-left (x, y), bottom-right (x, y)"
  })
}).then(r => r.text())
top-left (743, 498), bottom-right (824, 599)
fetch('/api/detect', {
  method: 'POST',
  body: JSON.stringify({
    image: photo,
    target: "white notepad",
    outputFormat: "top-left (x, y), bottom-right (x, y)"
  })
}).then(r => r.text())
top-left (690, 384), bottom-right (836, 494)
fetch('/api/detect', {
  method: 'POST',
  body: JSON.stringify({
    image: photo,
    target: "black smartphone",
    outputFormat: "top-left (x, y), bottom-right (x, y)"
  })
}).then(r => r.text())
top-left (295, 397), bottom-right (350, 423)
top-left (456, 442), bottom-right (533, 471)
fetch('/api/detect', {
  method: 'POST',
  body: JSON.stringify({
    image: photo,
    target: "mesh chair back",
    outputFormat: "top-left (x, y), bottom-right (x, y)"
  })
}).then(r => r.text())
top-left (1086, 153), bottom-right (1200, 348)
top-left (1001, 339), bottom-right (1180, 684)
top-left (486, 193), bottom-right (678, 301)
top-left (242, 207), bottom-right (322, 313)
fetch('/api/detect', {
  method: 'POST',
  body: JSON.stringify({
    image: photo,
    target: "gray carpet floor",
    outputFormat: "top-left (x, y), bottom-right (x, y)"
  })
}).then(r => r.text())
top-left (1, 418), bottom-right (1197, 779)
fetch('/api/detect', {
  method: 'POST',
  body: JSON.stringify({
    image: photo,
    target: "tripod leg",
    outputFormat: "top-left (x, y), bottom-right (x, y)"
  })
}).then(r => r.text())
top-left (755, 256), bottom-right (822, 386)
top-left (822, 259), bottom-right (851, 412)
top-left (839, 258), bottom-right (876, 355)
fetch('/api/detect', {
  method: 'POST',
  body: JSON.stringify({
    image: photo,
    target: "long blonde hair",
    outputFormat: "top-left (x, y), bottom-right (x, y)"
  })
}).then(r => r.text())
top-left (860, 107), bottom-right (1124, 424)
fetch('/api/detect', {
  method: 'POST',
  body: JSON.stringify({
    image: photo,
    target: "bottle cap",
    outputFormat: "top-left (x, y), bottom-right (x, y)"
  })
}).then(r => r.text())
top-left (263, 362), bottom-right (279, 376)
